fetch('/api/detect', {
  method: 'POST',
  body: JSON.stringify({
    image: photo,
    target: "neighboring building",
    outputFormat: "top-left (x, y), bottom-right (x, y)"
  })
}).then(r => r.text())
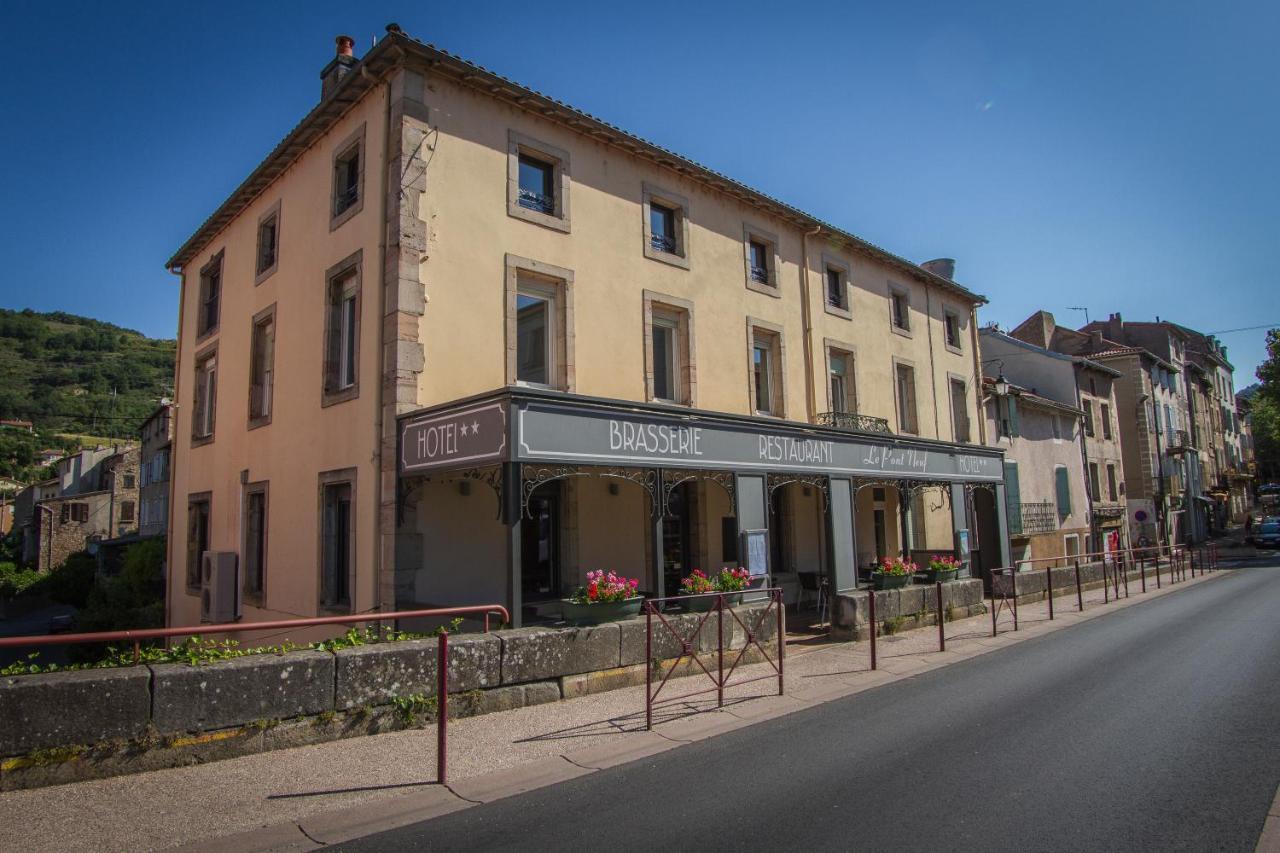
top-left (163, 29), bottom-right (1009, 629)
top-left (139, 404), bottom-right (174, 538)
top-left (0, 419), bottom-right (34, 432)
top-left (15, 478), bottom-right (59, 564)
top-left (0, 477), bottom-right (24, 495)
top-left (36, 448), bottom-right (63, 467)
top-left (54, 446), bottom-right (119, 497)
top-left (0, 498), bottom-right (13, 536)
top-left (30, 446), bottom-right (140, 571)
top-left (979, 328), bottom-right (1093, 568)
top-left (1005, 313), bottom-right (1130, 555)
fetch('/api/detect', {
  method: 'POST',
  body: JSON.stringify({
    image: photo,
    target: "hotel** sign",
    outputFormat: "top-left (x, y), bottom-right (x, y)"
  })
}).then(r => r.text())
top-left (401, 402), bottom-right (507, 473)
top-left (399, 396), bottom-right (1003, 482)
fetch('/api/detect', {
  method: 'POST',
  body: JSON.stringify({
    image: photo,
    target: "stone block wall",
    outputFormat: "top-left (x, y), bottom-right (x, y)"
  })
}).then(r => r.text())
top-left (832, 579), bottom-right (986, 641)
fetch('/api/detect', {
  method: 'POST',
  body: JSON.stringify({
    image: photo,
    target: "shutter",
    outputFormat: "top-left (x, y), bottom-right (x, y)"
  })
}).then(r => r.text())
top-left (322, 493), bottom-right (337, 606)
top-left (324, 298), bottom-right (339, 392)
top-left (1004, 462), bottom-right (1022, 535)
top-left (1008, 396), bottom-right (1020, 437)
top-left (207, 365), bottom-right (217, 434)
top-left (1056, 467), bottom-right (1072, 518)
top-left (192, 369), bottom-right (206, 436)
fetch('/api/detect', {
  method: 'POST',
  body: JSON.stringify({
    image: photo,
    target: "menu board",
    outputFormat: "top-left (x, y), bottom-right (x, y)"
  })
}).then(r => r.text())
top-left (741, 529), bottom-right (770, 578)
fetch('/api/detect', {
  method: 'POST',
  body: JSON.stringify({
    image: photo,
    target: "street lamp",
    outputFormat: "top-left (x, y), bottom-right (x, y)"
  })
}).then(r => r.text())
top-left (993, 373), bottom-right (1011, 398)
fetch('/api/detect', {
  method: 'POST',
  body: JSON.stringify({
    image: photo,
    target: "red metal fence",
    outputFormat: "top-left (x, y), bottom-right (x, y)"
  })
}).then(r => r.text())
top-left (643, 589), bottom-right (784, 730)
top-left (0, 604), bottom-right (511, 784)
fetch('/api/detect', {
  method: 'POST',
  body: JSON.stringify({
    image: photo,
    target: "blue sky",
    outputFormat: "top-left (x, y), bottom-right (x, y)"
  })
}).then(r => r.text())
top-left (0, 0), bottom-right (1275, 384)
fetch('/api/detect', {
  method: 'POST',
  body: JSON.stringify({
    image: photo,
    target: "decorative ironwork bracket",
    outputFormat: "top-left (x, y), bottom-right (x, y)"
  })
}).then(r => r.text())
top-left (661, 468), bottom-right (736, 517)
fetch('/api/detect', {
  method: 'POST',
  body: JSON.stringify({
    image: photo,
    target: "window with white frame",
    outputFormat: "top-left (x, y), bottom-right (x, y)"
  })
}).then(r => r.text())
top-left (192, 348), bottom-right (217, 442)
top-left (828, 349), bottom-right (857, 414)
top-left (323, 254), bottom-right (361, 405)
top-left (751, 328), bottom-right (782, 415)
top-left (648, 305), bottom-right (689, 404)
top-left (248, 305), bottom-right (275, 426)
top-left (516, 280), bottom-right (561, 387)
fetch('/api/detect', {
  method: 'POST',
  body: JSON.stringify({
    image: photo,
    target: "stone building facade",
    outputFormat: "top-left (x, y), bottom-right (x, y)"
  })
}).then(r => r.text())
top-left (31, 447), bottom-right (140, 572)
top-left (139, 405), bottom-right (173, 538)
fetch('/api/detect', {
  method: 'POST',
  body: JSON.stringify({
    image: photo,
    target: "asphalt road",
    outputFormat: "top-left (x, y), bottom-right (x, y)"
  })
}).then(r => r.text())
top-left (340, 564), bottom-right (1280, 852)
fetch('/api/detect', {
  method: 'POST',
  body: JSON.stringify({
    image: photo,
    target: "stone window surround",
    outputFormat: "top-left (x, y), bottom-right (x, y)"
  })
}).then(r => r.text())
top-left (195, 250), bottom-right (224, 343)
top-left (507, 129), bottom-right (572, 233)
top-left (241, 478), bottom-right (269, 607)
top-left (821, 254), bottom-right (852, 318)
top-left (942, 304), bottom-right (964, 354)
top-left (329, 123), bottom-right (366, 232)
top-left (191, 341), bottom-right (218, 448)
top-left (892, 355), bottom-right (920, 435)
top-left (823, 338), bottom-right (858, 414)
top-left (746, 316), bottom-right (787, 418)
top-left (254, 199), bottom-right (282, 286)
top-left (505, 254), bottom-right (576, 392)
top-left (641, 182), bottom-right (691, 270)
top-left (947, 371), bottom-right (971, 443)
top-left (317, 467), bottom-right (357, 615)
top-left (642, 290), bottom-right (696, 406)
top-left (888, 282), bottom-right (913, 337)
top-left (322, 250), bottom-right (363, 408)
top-left (247, 302), bottom-right (277, 431)
top-left (185, 491), bottom-right (212, 595)
top-left (742, 222), bottom-right (782, 297)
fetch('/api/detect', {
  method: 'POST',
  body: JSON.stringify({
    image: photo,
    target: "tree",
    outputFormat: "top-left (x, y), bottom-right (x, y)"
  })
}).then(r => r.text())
top-left (1253, 330), bottom-right (1280, 482)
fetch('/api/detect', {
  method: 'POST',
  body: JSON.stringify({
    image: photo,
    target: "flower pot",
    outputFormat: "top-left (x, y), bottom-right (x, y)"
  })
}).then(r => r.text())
top-left (925, 568), bottom-right (959, 584)
top-left (683, 592), bottom-right (744, 612)
top-left (872, 572), bottom-right (911, 590)
top-left (561, 596), bottom-right (644, 625)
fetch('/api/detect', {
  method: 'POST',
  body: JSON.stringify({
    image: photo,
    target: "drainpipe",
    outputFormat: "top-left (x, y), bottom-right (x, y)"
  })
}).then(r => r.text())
top-left (924, 286), bottom-right (940, 438)
top-left (969, 307), bottom-right (987, 446)
top-left (373, 77), bottom-right (392, 618)
top-left (798, 224), bottom-right (822, 422)
top-left (164, 264), bottom-right (187, 629)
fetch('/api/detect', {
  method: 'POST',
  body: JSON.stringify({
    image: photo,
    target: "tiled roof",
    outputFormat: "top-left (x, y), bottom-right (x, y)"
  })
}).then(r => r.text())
top-left (168, 27), bottom-right (986, 305)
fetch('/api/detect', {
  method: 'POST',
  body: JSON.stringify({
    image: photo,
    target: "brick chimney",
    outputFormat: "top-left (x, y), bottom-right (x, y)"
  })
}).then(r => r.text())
top-left (921, 258), bottom-right (956, 280)
top-left (1105, 312), bottom-right (1125, 344)
top-left (320, 35), bottom-right (357, 100)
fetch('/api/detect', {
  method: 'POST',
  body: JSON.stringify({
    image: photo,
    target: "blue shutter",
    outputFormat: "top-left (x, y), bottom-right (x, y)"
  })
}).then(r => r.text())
top-left (1055, 466), bottom-right (1072, 519)
top-left (1004, 462), bottom-right (1022, 535)
top-left (1008, 396), bottom-right (1021, 437)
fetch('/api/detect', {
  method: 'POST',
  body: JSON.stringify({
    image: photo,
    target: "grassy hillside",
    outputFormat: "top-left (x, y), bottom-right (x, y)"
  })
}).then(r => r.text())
top-left (0, 308), bottom-right (175, 443)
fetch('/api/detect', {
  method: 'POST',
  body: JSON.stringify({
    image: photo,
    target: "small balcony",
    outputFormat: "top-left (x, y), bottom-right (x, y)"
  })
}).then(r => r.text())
top-left (813, 411), bottom-right (892, 435)
top-left (1164, 429), bottom-right (1194, 454)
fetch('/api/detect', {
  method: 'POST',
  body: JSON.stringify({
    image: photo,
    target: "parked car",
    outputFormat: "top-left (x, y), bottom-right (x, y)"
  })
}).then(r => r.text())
top-left (1252, 520), bottom-right (1280, 549)
top-left (47, 614), bottom-right (75, 634)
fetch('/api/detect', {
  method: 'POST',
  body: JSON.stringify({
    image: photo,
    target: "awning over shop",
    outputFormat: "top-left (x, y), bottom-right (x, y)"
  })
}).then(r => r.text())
top-left (398, 387), bottom-right (1005, 483)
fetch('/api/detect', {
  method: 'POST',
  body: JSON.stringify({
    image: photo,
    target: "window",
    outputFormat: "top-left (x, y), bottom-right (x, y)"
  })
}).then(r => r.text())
top-left (186, 494), bottom-right (211, 592)
top-left (1064, 534), bottom-right (1081, 560)
top-left (748, 241), bottom-right (769, 283)
top-left (249, 305), bottom-right (276, 426)
top-left (890, 288), bottom-right (910, 332)
top-left (1055, 465), bottom-right (1072, 519)
top-left (192, 347), bottom-right (217, 442)
top-left (642, 184), bottom-right (690, 268)
top-left (243, 483), bottom-right (267, 604)
top-left (506, 255), bottom-right (574, 390)
top-left (255, 202), bottom-right (281, 283)
top-left (753, 337), bottom-right (774, 414)
top-left (651, 313), bottom-right (679, 403)
top-left (895, 362), bottom-right (918, 434)
top-left (826, 266), bottom-right (846, 310)
top-left (950, 378), bottom-right (970, 443)
top-left (1082, 400), bottom-right (1095, 437)
top-left (320, 473), bottom-right (355, 611)
top-left (197, 252), bottom-right (223, 338)
top-left (323, 253), bottom-right (361, 405)
top-left (944, 310), bottom-right (962, 350)
top-left (331, 126), bottom-right (365, 227)
top-left (61, 502), bottom-right (88, 524)
top-left (1089, 462), bottom-right (1101, 501)
top-left (1107, 464), bottom-right (1118, 501)
top-left (123, 473), bottom-right (135, 490)
top-left (120, 500), bottom-right (136, 524)
top-left (828, 349), bottom-right (857, 414)
top-left (1101, 403), bottom-right (1112, 439)
top-left (742, 226), bottom-right (779, 293)
top-left (995, 395), bottom-right (1020, 439)
top-left (507, 131), bottom-right (571, 231)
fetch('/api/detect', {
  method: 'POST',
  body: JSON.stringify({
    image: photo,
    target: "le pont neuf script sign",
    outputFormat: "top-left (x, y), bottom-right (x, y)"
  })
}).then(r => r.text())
top-left (400, 399), bottom-right (1002, 481)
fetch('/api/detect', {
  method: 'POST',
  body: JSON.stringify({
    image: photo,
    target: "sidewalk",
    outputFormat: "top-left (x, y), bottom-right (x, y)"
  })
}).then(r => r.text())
top-left (0, 566), bottom-right (1225, 853)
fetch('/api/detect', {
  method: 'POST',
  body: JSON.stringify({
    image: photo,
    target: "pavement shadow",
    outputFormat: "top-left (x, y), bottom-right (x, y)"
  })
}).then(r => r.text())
top-left (266, 779), bottom-right (439, 800)
top-left (513, 696), bottom-right (758, 743)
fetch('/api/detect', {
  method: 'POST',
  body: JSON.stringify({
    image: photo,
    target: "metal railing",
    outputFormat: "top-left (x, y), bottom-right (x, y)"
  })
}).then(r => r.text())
top-left (813, 411), bottom-right (892, 434)
top-left (517, 188), bottom-right (555, 214)
top-left (643, 589), bottom-right (783, 730)
top-left (650, 233), bottom-right (677, 253)
top-left (749, 265), bottom-right (769, 284)
top-left (0, 603), bottom-right (511, 784)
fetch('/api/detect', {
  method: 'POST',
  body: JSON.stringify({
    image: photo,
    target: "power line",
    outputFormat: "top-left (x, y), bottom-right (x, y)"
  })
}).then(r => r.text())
top-left (1204, 324), bottom-right (1279, 335)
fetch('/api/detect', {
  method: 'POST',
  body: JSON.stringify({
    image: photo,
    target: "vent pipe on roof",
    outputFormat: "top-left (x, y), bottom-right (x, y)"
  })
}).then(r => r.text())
top-left (921, 258), bottom-right (955, 280)
top-left (320, 35), bottom-right (358, 101)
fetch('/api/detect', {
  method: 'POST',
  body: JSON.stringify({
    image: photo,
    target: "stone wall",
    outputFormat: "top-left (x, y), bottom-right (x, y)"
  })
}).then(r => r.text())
top-left (831, 579), bottom-right (987, 641)
top-left (0, 602), bottom-right (780, 790)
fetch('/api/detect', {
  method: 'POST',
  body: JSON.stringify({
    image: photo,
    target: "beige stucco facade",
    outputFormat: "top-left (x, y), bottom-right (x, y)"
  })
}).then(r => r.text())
top-left (165, 30), bottom-right (1000, 629)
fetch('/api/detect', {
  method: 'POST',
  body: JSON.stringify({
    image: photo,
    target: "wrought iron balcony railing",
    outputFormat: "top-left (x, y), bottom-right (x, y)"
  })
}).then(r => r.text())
top-left (813, 411), bottom-right (892, 435)
top-left (650, 233), bottom-right (677, 253)
top-left (518, 188), bottom-right (555, 215)
top-left (749, 265), bottom-right (770, 284)
top-left (1165, 429), bottom-right (1193, 453)
top-left (333, 184), bottom-right (359, 216)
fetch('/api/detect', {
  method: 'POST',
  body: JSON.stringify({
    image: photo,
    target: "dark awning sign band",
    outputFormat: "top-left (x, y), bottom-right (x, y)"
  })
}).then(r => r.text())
top-left (401, 402), bottom-right (507, 473)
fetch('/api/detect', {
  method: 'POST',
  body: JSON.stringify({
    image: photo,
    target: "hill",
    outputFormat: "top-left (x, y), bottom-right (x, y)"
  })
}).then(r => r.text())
top-left (0, 308), bottom-right (175, 442)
